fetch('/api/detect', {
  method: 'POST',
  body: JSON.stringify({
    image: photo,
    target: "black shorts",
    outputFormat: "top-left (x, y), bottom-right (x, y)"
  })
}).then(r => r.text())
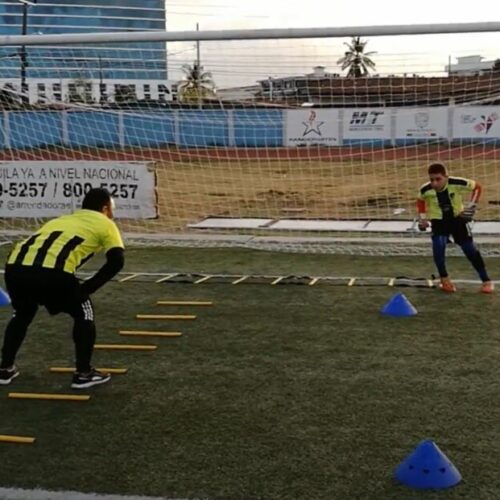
top-left (4, 264), bottom-right (87, 316)
top-left (431, 217), bottom-right (472, 244)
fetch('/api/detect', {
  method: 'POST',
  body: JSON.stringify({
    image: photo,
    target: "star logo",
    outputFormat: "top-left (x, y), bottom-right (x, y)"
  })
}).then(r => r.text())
top-left (302, 111), bottom-right (324, 137)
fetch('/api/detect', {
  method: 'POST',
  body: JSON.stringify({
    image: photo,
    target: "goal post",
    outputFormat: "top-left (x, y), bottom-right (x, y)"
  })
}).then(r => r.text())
top-left (0, 24), bottom-right (500, 255)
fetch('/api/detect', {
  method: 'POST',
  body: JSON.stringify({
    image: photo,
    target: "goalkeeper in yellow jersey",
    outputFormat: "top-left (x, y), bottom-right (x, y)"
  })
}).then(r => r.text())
top-left (0, 188), bottom-right (125, 388)
top-left (416, 162), bottom-right (493, 293)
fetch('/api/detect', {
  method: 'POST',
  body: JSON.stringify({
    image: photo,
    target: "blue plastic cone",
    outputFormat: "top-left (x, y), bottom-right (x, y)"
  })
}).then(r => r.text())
top-left (0, 287), bottom-right (10, 306)
top-left (395, 440), bottom-right (462, 490)
top-left (380, 292), bottom-right (417, 317)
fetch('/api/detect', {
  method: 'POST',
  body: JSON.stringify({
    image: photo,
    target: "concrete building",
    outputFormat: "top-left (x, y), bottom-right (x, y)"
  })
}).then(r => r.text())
top-left (0, 0), bottom-right (170, 104)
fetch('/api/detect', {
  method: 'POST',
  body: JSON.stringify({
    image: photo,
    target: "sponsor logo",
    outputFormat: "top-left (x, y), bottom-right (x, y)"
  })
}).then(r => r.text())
top-left (302, 111), bottom-right (324, 137)
top-left (287, 110), bottom-right (338, 144)
top-left (349, 110), bottom-right (384, 126)
top-left (348, 110), bottom-right (385, 132)
top-left (405, 111), bottom-right (438, 137)
top-left (473, 113), bottom-right (499, 134)
top-left (415, 112), bottom-right (430, 129)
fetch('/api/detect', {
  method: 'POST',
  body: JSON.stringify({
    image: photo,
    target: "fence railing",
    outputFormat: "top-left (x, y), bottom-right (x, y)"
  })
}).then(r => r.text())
top-left (1, 107), bottom-right (500, 150)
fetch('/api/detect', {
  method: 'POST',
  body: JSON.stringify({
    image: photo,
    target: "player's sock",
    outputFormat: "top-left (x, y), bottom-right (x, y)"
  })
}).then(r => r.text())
top-left (73, 318), bottom-right (96, 373)
top-left (460, 241), bottom-right (490, 282)
top-left (432, 235), bottom-right (448, 278)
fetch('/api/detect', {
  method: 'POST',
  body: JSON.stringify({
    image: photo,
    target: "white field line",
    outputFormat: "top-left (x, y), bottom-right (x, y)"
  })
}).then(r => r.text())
top-left (0, 487), bottom-right (171, 500)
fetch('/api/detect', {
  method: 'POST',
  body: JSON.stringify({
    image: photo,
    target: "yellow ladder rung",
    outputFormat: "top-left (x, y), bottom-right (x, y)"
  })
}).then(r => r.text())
top-left (156, 301), bottom-right (212, 306)
top-left (309, 278), bottom-right (320, 286)
top-left (120, 331), bottom-right (182, 338)
top-left (271, 277), bottom-right (284, 285)
top-left (388, 278), bottom-right (396, 287)
top-left (119, 273), bottom-right (141, 283)
top-left (0, 434), bottom-right (36, 444)
top-left (348, 278), bottom-right (357, 287)
top-left (9, 393), bottom-right (90, 402)
top-left (232, 276), bottom-right (248, 285)
top-left (136, 314), bottom-right (196, 320)
top-left (155, 274), bottom-right (178, 283)
top-left (194, 275), bottom-right (212, 284)
top-left (49, 367), bottom-right (128, 374)
top-left (94, 344), bottom-right (157, 351)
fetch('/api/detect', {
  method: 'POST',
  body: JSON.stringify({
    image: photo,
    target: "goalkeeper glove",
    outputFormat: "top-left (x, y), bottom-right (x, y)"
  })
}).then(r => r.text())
top-left (417, 219), bottom-right (430, 231)
top-left (417, 213), bottom-right (429, 231)
top-left (462, 203), bottom-right (476, 222)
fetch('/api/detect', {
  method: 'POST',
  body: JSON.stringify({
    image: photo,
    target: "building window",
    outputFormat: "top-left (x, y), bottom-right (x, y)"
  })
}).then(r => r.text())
top-left (52, 83), bottom-right (62, 102)
top-left (114, 84), bottom-right (136, 103)
top-left (68, 83), bottom-right (77, 102)
top-left (99, 83), bottom-right (107, 103)
top-left (144, 83), bottom-right (151, 100)
top-left (158, 84), bottom-right (169, 101)
top-left (37, 83), bottom-right (46, 100)
top-left (83, 82), bottom-right (92, 102)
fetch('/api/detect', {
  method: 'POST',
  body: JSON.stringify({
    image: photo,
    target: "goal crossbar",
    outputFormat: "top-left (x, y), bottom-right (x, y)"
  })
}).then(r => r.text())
top-left (0, 22), bottom-right (500, 46)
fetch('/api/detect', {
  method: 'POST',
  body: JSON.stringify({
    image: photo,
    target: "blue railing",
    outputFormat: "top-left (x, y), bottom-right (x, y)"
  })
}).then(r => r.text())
top-left (1, 109), bottom-right (499, 150)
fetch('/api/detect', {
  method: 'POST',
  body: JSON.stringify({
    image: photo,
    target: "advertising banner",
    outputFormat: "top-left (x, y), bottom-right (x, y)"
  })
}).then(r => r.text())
top-left (395, 108), bottom-right (448, 139)
top-left (285, 109), bottom-right (340, 146)
top-left (0, 161), bottom-right (157, 218)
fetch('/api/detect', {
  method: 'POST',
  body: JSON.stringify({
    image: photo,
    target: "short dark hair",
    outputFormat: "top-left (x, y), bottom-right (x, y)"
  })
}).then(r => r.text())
top-left (82, 188), bottom-right (112, 212)
top-left (428, 163), bottom-right (447, 176)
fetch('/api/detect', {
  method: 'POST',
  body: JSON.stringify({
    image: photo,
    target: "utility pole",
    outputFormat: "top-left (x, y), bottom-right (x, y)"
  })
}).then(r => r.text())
top-left (20, 1), bottom-right (28, 103)
top-left (196, 23), bottom-right (201, 70)
top-left (18, 0), bottom-right (37, 105)
top-left (98, 55), bottom-right (106, 104)
top-left (196, 22), bottom-right (201, 109)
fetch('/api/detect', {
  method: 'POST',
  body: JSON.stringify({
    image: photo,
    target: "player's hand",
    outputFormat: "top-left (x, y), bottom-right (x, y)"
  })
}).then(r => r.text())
top-left (462, 203), bottom-right (476, 222)
top-left (418, 219), bottom-right (430, 231)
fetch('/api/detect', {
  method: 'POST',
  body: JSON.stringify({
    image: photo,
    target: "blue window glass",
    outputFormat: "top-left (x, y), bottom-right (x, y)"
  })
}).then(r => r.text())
top-left (0, 0), bottom-right (167, 80)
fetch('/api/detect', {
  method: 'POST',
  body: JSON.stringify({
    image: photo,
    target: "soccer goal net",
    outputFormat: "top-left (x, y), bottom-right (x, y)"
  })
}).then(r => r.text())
top-left (1, 25), bottom-right (500, 255)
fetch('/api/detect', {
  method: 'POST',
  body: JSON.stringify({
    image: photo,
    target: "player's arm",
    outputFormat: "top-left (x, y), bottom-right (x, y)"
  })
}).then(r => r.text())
top-left (81, 220), bottom-right (125, 296)
top-left (416, 196), bottom-right (429, 231)
top-left (462, 180), bottom-right (481, 221)
top-left (81, 247), bottom-right (124, 296)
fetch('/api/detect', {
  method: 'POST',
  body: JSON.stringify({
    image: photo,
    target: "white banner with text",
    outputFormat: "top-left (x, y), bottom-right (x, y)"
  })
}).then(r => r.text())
top-left (285, 109), bottom-right (340, 146)
top-left (343, 108), bottom-right (390, 140)
top-left (395, 108), bottom-right (448, 139)
top-left (0, 161), bottom-right (157, 218)
top-left (453, 107), bottom-right (500, 139)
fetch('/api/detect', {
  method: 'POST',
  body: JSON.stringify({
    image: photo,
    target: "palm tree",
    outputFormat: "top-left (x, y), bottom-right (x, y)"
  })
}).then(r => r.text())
top-left (337, 37), bottom-right (376, 77)
top-left (177, 62), bottom-right (215, 103)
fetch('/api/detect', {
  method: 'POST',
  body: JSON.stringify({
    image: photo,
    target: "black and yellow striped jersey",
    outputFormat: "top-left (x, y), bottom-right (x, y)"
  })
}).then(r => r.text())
top-left (7, 209), bottom-right (124, 274)
top-left (417, 177), bottom-right (475, 220)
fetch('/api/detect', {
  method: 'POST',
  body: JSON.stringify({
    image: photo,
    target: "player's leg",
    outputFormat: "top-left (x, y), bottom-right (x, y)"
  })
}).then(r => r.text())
top-left (69, 297), bottom-right (110, 389)
top-left (72, 297), bottom-right (96, 373)
top-left (453, 219), bottom-right (493, 293)
top-left (431, 220), bottom-right (455, 292)
top-left (0, 267), bottom-right (39, 384)
top-left (44, 273), bottom-right (111, 389)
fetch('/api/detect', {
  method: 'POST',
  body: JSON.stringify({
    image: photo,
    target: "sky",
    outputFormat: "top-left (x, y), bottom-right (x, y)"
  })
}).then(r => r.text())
top-left (165, 0), bottom-right (500, 87)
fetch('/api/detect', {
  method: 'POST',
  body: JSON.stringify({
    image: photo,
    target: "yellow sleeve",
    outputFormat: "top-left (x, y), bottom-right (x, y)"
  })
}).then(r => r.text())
top-left (101, 220), bottom-right (124, 252)
top-left (465, 178), bottom-right (476, 191)
top-left (453, 177), bottom-right (476, 192)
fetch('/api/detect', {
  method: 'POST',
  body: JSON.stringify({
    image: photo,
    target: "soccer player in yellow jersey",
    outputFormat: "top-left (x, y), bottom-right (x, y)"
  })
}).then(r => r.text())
top-left (417, 163), bottom-right (493, 294)
top-left (0, 188), bottom-right (125, 388)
